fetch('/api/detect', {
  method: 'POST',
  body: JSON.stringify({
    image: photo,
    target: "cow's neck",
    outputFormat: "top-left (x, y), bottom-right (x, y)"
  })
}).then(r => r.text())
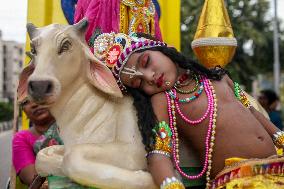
top-left (50, 75), bottom-right (107, 132)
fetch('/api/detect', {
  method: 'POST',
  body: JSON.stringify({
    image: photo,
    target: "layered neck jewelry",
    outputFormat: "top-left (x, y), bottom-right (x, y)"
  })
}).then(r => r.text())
top-left (165, 76), bottom-right (217, 189)
top-left (174, 74), bottom-right (200, 94)
top-left (168, 82), bottom-right (204, 104)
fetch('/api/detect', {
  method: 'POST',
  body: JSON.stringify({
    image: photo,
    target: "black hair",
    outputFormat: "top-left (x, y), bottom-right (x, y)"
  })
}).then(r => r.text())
top-left (148, 46), bottom-right (228, 80)
top-left (260, 89), bottom-right (279, 105)
top-left (127, 87), bottom-right (156, 152)
top-left (128, 38), bottom-right (228, 151)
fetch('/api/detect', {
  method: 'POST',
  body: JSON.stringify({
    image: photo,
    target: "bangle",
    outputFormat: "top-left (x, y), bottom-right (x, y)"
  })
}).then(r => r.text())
top-left (146, 150), bottom-right (171, 158)
top-left (160, 177), bottom-right (185, 189)
top-left (273, 131), bottom-right (284, 148)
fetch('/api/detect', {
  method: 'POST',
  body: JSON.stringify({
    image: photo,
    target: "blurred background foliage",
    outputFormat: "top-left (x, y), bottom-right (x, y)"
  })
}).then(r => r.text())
top-left (0, 101), bottom-right (13, 122)
top-left (181, 0), bottom-right (284, 91)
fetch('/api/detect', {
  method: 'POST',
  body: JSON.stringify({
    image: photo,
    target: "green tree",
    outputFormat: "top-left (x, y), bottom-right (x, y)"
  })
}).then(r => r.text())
top-left (181, 0), bottom-right (284, 91)
top-left (0, 101), bottom-right (14, 122)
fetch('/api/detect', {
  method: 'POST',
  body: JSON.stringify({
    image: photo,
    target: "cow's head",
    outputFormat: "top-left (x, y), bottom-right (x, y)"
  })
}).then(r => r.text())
top-left (27, 19), bottom-right (122, 106)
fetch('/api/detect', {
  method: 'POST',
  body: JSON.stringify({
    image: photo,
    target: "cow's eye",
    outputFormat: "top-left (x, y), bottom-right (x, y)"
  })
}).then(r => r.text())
top-left (59, 40), bottom-right (72, 54)
top-left (30, 44), bottom-right (37, 55)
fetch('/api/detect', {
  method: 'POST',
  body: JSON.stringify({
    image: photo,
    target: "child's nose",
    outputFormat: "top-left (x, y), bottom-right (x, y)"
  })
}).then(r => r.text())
top-left (142, 70), bottom-right (155, 85)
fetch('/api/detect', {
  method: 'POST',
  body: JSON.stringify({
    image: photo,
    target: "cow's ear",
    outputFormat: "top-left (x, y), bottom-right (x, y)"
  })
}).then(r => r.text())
top-left (84, 47), bottom-right (123, 98)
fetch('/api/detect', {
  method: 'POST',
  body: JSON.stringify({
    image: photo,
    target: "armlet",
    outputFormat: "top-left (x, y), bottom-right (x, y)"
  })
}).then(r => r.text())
top-left (234, 82), bottom-right (251, 108)
top-left (147, 121), bottom-right (172, 158)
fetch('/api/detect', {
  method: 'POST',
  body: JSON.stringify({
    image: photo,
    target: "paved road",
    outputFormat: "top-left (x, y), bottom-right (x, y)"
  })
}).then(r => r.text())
top-left (0, 130), bottom-right (13, 189)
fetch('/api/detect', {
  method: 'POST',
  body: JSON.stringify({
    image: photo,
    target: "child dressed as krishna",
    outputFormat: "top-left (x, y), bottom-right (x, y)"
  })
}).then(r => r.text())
top-left (84, 0), bottom-right (284, 189)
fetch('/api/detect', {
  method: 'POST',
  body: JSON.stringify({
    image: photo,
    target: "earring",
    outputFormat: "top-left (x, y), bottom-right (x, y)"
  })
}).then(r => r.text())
top-left (165, 81), bottom-right (171, 86)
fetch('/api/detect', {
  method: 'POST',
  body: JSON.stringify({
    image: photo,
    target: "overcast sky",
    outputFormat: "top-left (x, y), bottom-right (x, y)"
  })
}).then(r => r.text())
top-left (0, 0), bottom-right (283, 43)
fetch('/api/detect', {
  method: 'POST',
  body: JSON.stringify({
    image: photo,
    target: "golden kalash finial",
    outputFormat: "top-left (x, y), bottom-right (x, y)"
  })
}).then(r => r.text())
top-left (191, 0), bottom-right (237, 68)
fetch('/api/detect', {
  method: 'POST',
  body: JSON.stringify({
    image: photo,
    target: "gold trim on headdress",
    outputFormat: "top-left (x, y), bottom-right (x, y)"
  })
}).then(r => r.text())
top-left (191, 0), bottom-right (237, 68)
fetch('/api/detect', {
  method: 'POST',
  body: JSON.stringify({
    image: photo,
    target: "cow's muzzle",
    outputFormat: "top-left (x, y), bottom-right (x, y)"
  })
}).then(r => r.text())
top-left (28, 80), bottom-right (53, 102)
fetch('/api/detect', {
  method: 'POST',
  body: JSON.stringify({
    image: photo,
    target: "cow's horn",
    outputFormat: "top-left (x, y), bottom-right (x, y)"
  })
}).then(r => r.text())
top-left (74, 18), bottom-right (89, 33)
top-left (26, 23), bottom-right (38, 39)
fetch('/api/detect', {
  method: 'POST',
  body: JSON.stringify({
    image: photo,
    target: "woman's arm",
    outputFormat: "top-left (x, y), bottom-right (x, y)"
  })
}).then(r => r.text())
top-left (18, 165), bottom-right (37, 185)
top-left (12, 131), bottom-right (37, 186)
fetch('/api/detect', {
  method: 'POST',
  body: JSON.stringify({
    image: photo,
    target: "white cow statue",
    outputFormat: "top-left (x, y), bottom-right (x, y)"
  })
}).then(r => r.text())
top-left (26, 19), bottom-right (157, 189)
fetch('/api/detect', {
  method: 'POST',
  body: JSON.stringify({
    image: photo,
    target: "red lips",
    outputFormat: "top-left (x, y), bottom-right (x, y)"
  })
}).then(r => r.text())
top-left (156, 73), bottom-right (164, 88)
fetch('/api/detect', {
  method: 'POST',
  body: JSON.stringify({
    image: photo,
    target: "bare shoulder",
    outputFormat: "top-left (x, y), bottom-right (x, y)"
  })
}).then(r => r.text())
top-left (151, 92), bottom-right (169, 121)
top-left (221, 74), bottom-right (233, 86)
top-left (214, 74), bottom-right (234, 92)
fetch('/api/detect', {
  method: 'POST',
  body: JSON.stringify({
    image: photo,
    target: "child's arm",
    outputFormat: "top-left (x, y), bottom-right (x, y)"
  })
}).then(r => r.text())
top-left (149, 93), bottom-right (185, 188)
top-left (249, 106), bottom-right (279, 136)
top-left (147, 154), bottom-right (177, 185)
top-left (248, 106), bottom-right (284, 149)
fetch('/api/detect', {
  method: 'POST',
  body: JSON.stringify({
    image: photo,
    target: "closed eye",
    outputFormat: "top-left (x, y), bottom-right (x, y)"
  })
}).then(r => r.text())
top-left (141, 54), bottom-right (150, 68)
top-left (58, 39), bottom-right (72, 54)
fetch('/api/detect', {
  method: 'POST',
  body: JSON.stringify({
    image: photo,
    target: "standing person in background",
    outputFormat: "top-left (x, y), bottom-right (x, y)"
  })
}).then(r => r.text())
top-left (258, 89), bottom-right (283, 130)
top-left (12, 64), bottom-right (63, 187)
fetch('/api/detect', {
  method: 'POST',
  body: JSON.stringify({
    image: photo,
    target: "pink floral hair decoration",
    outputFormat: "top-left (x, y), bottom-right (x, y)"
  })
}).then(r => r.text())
top-left (92, 32), bottom-right (167, 92)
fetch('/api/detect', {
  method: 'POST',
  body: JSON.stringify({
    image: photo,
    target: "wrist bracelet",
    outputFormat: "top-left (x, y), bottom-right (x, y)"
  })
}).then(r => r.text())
top-left (160, 177), bottom-right (185, 189)
top-left (273, 131), bottom-right (284, 148)
top-left (146, 150), bottom-right (171, 158)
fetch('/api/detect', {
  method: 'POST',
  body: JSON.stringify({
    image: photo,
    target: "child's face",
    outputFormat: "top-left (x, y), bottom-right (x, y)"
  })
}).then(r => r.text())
top-left (120, 50), bottom-right (178, 95)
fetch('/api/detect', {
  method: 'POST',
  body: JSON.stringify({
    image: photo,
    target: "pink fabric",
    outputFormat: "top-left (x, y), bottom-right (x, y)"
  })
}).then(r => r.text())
top-left (74, 0), bottom-right (162, 42)
top-left (154, 12), bottom-right (162, 41)
top-left (12, 130), bottom-right (39, 174)
top-left (74, 0), bottom-right (120, 42)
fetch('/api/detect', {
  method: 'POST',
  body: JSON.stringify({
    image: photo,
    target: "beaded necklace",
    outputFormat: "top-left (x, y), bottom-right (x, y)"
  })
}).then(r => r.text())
top-left (168, 81), bottom-right (204, 104)
top-left (174, 74), bottom-right (200, 94)
top-left (165, 77), bottom-right (217, 189)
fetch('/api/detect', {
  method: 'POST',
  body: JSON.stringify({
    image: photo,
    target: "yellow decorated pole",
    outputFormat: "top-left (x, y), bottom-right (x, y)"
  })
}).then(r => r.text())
top-left (158, 0), bottom-right (181, 50)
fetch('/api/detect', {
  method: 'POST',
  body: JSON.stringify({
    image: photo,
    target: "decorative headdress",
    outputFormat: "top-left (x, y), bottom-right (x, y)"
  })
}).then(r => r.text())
top-left (92, 32), bottom-right (166, 92)
top-left (191, 0), bottom-right (237, 68)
